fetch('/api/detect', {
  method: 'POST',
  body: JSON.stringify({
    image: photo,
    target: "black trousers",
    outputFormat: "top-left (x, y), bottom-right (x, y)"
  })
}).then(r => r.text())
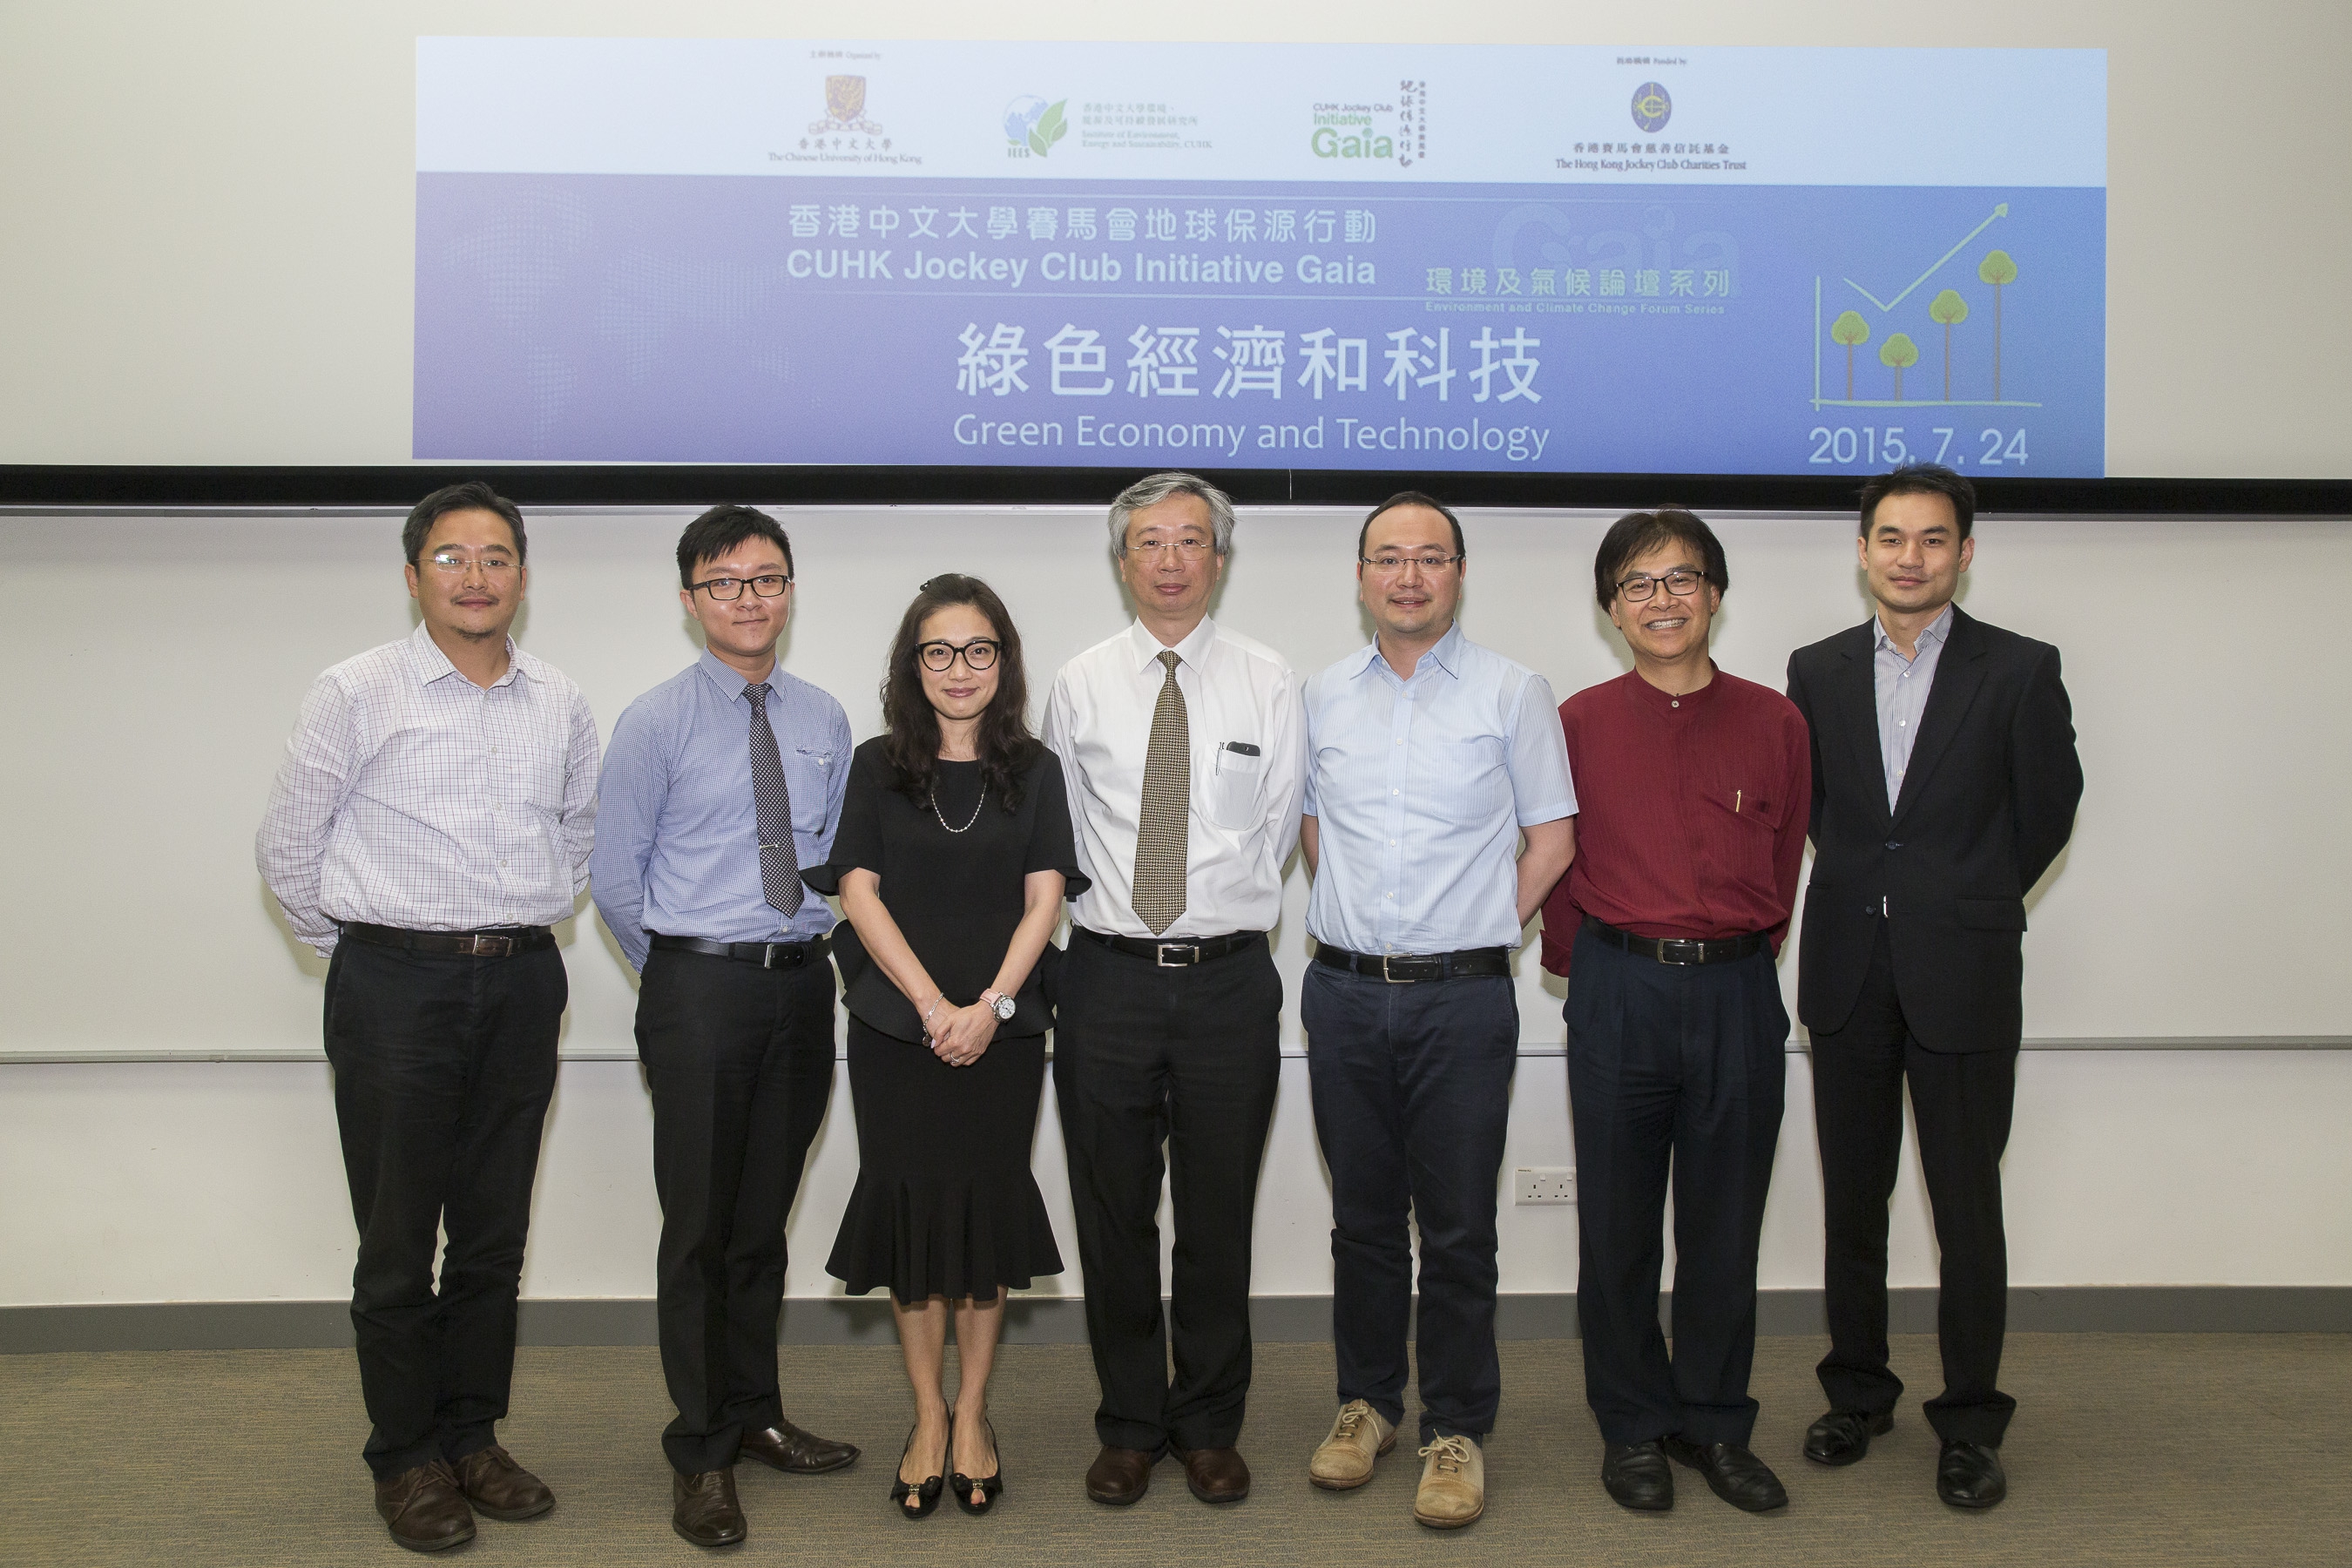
top-left (323, 938), bottom-right (565, 1481)
top-left (1565, 926), bottom-right (1787, 1447)
top-left (1810, 920), bottom-right (2018, 1444)
top-left (636, 948), bottom-right (837, 1476)
top-left (1052, 935), bottom-right (1282, 1454)
top-left (1302, 964), bottom-right (1517, 1444)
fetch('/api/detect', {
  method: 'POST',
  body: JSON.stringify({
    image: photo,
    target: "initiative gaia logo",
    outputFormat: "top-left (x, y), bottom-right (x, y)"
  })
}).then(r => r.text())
top-left (1631, 81), bottom-right (1672, 133)
top-left (1004, 96), bottom-right (1070, 158)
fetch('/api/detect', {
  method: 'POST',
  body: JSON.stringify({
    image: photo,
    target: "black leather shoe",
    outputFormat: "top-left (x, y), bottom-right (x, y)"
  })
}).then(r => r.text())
top-left (950, 1416), bottom-right (1005, 1516)
top-left (740, 1417), bottom-right (860, 1475)
top-left (672, 1469), bottom-right (747, 1548)
top-left (1803, 1409), bottom-right (1894, 1467)
top-left (891, 1421), bottom-right (949, 1520)
top-left (1600, 1440), bottom-right (1674, 1511)
top-left (1662, 1436), bottom-right (1789, 1512)
top-left (1936, 1440), bottom-right (2007, 1509)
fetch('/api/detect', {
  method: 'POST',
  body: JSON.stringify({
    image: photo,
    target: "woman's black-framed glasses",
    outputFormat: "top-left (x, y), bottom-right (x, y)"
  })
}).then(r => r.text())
top-left (689, 573), bottom-right (793, 600)
top-left (918, 639), bottom-right (1000, 672)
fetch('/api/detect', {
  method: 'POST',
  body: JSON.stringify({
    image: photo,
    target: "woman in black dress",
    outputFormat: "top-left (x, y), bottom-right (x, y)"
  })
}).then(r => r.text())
top-left (809, 575), bottom-right (1082, 1519)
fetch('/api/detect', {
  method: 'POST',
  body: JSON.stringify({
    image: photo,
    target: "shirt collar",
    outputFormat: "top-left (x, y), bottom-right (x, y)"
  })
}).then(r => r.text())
top-left (1873, 604), bottom-right (1955, 655)
top-left (406, 621), bottom-right (524, 688)
top-left (1622, 662), bottom-right (1720, 714)
top-left (696, 645), bottom-right (777, 701)
top-left (1349, 620), bottom-right (1467, 684)
top-left (1126, 616), bottom-right (1217, 674)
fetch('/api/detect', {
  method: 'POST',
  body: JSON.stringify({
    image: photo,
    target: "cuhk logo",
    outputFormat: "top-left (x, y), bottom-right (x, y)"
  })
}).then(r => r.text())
top-left (1004, 95), bottom-right (1069, 158)
top-left (1630, 81), bottom-right (1671, 133)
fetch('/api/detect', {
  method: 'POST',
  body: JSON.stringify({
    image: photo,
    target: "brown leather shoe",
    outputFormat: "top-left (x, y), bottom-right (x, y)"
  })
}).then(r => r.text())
top-left (1171, 1444), bottom-right (1251, 1504)
top-left (375, 1460), bottom-right (476, 1553)
top-left (453, 1444), bottom-right (555, 1520)
top-left (672, 1469), bottom-right (747, 1548)
top-left (1084, 1444), bottom-right (1157, 1505)
top-left (740, 1417), bottom-right (860, 1475)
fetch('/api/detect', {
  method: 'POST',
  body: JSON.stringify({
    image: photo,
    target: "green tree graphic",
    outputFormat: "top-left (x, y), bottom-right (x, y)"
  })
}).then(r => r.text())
top-left (1978, 249), bottom-right (2018, 401)
top-left (1929, 288), bottom-right (1970, 402)
top-left (1031, 99), bottom-right (1069, 158)
top-left (1880, 332), bottom-right (1920, 402)
top-left (1831, 310), bottom-right (1870, 400)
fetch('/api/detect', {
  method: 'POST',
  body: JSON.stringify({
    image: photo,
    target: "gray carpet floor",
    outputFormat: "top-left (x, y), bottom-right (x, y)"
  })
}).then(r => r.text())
top-left (3, 1334), bottom-right (2347, 1566)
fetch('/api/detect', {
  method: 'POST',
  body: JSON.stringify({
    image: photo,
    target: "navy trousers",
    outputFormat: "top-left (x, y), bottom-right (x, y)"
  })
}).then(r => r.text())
top-left (1565, 926), bottom-right (1787, 1447)
top-left (1303, 963), bottom-right (1518, 1443)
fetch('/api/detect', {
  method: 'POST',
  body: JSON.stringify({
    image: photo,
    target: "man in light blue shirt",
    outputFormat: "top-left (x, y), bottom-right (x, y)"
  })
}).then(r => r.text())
top-left (1296, 493), bottom-right (1577, 1530)
top-left (591, 506), bottom-right (860, 1548)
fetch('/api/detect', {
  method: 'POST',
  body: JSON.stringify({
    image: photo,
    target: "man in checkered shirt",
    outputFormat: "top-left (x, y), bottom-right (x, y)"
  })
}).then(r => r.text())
top-left (258, 482), bottom-right (598, 1554)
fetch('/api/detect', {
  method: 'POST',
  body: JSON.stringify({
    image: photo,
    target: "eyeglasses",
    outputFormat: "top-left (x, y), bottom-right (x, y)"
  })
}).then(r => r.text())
top-left (688, 574), bottom-right (793, 600)
top-left (1124, 538), bottom-right (1214, 558)
top-left (918, 639), bottom-right (1000, 672)
top-left (1360, 552), bottom-right (1464, 573)
top-left (1616, 568), bottom-right (1707, 602)
top-left (425, 551), bottom-right (519, 577)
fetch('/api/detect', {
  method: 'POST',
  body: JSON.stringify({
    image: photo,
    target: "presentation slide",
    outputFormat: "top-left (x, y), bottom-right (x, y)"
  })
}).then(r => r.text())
top-left (415, 40), bottom-right (2106, 477)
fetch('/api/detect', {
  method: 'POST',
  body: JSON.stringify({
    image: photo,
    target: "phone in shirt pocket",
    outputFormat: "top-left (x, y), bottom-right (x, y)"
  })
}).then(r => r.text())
top-left (1206, 739), bottom-right (1265, 828)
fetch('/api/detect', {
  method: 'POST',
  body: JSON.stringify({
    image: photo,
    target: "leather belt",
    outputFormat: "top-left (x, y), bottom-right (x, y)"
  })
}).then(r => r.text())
top-left (1313, 943), bottom-right (1511, 982)
top-left (1072, 926), bottom-right (1265, 967)
top-left (650, 933), bottom-right (828, 970)
top-left (1586, 919), bottom-right (1768, 966)
top-left (340, 922), bottom-right (553, 959)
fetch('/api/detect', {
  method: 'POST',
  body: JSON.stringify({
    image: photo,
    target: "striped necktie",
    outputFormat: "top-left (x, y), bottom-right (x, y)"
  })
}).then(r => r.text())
top-left (1131, 650), bottom-right (1190, 935)
top-left (747, 682), bottom-right (803, 916)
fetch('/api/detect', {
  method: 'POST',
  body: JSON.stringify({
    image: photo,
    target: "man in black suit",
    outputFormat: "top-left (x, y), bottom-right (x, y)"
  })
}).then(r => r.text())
top-left (1785, 464), bottom-right (2082, 1510)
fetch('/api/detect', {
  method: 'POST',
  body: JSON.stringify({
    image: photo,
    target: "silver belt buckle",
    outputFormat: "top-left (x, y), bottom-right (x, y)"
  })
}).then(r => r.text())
top-left (470, 933), bottom-right (514, 958)
top-left (1379, 954), bottom-right (1412, 983)
top-left (1659, 938), bottom-right (1701, 965)
top-left (761, 943), bottom-right (782, 969)
top-left (1156, 942), bottom-right (1199, 967)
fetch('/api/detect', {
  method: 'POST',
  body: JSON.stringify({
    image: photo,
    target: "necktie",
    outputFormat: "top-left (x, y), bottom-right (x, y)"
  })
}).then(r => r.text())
top-left (747, 683), bottom-right (803, 916)
top-left (1131, 650), bottom-right (1190, 935)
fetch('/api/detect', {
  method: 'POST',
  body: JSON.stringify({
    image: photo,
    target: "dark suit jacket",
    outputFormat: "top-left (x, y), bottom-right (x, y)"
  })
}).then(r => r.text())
top-left (1786, 604), bottom-right (2084, 1053)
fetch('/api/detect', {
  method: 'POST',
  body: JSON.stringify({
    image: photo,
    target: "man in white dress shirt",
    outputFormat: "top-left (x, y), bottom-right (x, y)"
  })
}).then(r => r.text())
top-left (258, 483), bottom-right (598, 1553)
top-left (1042, 472), bottom-right (1307, 1511)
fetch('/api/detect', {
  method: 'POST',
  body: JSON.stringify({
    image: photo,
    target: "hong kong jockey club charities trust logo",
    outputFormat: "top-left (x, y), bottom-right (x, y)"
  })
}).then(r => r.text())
top-left (1631, 81), bottom-right (1671, 133)
top-left (1004, 95), bottom-right (1070, 157)
top-left (812, 75), bottom-right (882, 134)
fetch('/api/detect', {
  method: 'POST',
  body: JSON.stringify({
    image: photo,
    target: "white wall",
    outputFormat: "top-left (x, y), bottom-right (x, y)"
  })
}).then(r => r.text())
top-left (2, 0), bottom-right (2349, 476)
top-left (1, 504), bottom-right (2348, 1307)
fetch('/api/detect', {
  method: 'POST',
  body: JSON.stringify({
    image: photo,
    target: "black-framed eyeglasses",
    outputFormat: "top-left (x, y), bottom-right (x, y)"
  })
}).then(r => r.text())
top-left (918, 638), bottom-right (1000, 672)
top-left (1616, 568), bottom-right (1707, 602)
top-left (689, 573), bottom-right (793, 600)
top-left (1360, 552), bottom-right (1465, 573)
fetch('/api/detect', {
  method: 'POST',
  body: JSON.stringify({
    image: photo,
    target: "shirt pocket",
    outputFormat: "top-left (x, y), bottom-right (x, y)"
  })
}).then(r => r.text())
top-left (1205, 740), bottom-right (1267, 830)
top-left (1421, 734), bottom-right (1509, 821)
top-left (791, 746), bottom-right (838, 832)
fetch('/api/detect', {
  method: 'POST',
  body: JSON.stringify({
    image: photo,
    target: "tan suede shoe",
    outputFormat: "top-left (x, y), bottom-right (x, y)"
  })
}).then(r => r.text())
top-left (1413, 1435), bottom-right (1485, 1529)
top-left (1308, 1400), bottom-right (1398, 1490)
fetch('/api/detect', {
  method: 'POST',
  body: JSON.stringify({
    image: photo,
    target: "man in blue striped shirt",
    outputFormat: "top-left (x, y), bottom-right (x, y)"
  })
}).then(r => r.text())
top-left (1296, 493), bottom-right (1577, 1529)
top-left (591, 506), bottom-right (859, 1548)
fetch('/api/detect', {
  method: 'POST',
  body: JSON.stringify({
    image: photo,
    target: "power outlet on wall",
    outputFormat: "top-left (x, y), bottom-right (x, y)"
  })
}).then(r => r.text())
top-left (1513, 1166), bottom-right (1576, 1205)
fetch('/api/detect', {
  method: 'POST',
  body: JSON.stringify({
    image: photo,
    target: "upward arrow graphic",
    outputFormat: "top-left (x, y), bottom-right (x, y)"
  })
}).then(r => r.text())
top-left (1843, 204), bottom-right (2009, 313)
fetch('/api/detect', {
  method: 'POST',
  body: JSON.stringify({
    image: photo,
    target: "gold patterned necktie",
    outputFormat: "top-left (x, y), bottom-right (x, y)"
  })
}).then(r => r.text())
top-left (1131, 649), bottom-right (1190, 935)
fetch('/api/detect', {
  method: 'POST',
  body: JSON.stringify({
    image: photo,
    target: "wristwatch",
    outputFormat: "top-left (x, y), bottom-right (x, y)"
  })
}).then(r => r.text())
top-left (978, 989), bottom-right (1017, 1022)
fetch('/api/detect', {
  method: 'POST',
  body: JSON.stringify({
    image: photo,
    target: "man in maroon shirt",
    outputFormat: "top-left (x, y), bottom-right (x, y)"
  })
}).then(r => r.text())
top-left (1540, 508), bottom-right (1809, 1516)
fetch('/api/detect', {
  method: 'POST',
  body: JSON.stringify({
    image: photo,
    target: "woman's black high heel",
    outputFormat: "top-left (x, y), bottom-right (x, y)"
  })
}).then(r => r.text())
top-left (950, 1416), bottom-right (1004, 1516)
top-left (891, 1416), bottom-right (949, 1519)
